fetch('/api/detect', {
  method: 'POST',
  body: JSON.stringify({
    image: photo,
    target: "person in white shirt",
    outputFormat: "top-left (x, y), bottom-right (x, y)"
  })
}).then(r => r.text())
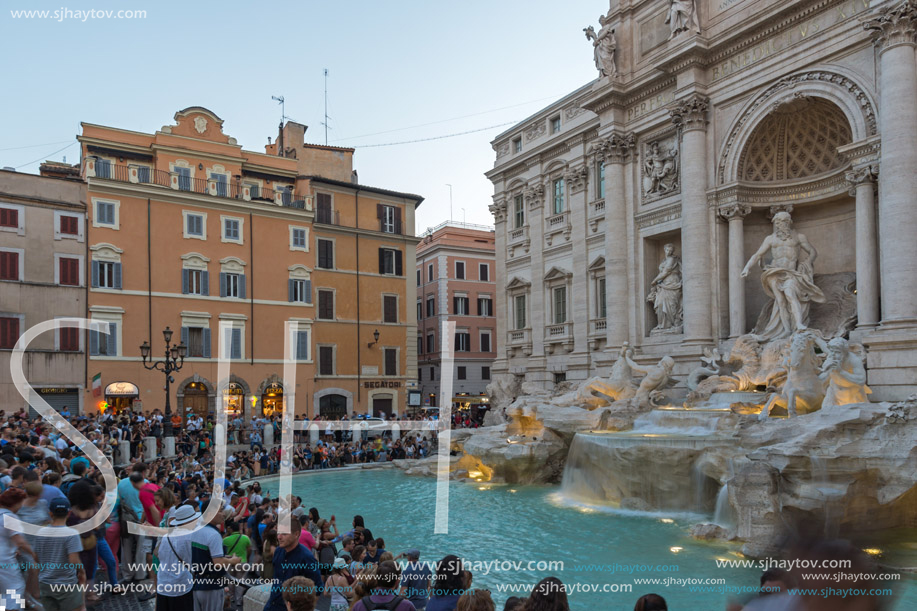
top-left (154, 505), bottom-right (199, 610)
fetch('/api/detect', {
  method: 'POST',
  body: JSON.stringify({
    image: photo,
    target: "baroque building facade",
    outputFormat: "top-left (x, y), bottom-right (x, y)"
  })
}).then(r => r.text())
top-left (488, 0), bottom-right (917, 401)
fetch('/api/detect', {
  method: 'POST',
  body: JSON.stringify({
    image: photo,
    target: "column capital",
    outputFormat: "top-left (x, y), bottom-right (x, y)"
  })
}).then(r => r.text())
top-left (865, 2), bottom-right (917, 52)
top-left (845, 165), bottom-right (879, 195)
top-left (589, 131), bottom-right (635, 165)
top-left (767, 204), bottom-right (794, 220)
top-left (489, 199), bottom-right (508, 224)
top-left (523, 182), bottom-right (545, 210)
top-left (565, 165), bottom-right (589, 193)
top-left (669, 95), bottom-right (709, 132)
top-left (718, 203), bottom-right (752, 222)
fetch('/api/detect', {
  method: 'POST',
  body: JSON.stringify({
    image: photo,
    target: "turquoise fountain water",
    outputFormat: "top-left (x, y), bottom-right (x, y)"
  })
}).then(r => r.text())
top-left (255, 469), bottom-right (915, 609)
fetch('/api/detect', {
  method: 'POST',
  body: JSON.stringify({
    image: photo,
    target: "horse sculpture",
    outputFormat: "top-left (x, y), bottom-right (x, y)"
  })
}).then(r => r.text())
top-left (759, 331), bottom-right (826, 420)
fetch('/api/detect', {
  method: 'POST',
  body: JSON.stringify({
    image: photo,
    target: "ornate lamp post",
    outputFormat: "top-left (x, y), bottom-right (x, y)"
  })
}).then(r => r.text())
top-left (140, 326), bottom-right (186, 456)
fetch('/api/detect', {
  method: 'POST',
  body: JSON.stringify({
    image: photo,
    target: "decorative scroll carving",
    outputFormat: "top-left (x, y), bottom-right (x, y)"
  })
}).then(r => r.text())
top-left (845, 165), bottom-right (878, 196)
top-left (718, 203), bottom-right (752, 222)
top-left (524, 183), bottom-right (545, 210)
top-left (864, 1), bottom-right (917, 49)
top-left (565, 166), bottom-right (589, 193)
top-left (669, 95), bottom-right (709, 132)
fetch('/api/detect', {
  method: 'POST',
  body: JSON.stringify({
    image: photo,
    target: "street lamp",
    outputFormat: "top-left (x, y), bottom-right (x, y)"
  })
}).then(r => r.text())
top-left (367, 328), bottom-right (380, 348)
top-left (140, 326), bottom-right (186, 455)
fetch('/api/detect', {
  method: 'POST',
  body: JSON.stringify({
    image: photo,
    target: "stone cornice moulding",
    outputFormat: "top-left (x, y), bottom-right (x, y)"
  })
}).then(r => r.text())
top-left (837, 135), bottom-right (881, 169)
top-left (707, 166), bottom-right (851, 208)
top-left (635, 203), bottom-right (681, 230)
top-left (717, 203), bottom-right (752, 222)
top-left (845, 165), bottom-right (879, 196)
top-left (864, 1), bottom-right (917, 51)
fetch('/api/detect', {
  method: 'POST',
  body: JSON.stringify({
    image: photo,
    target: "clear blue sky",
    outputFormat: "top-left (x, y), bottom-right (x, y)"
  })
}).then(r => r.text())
top-left (1, 0), bottom-right (602, 230)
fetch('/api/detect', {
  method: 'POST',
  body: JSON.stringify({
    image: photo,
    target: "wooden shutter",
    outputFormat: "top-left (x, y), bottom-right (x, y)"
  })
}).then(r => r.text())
top-left (240, 275), bottom-right (246, 299)
top-left (220, 273), bottom-right (227, 297)
top-left (60, 327), bottom-right (79, 352)
top-left (202, 327), bottom-right (211, 358)
top-left (320, 346), bottom-right (333, 375)
top-left (0, 251), bottom-right (18, 280)
top-left (395, 250), bottom-right (403, 276)
top-left (288, 279), bottom-right (295, 302)
top-left (296, 331), bottom-right (309, 360)
top-left (106, 323), bottom-right (118, 356)
top-left (91, 261), bottom-right (100, 287)
top-left (452, 297), bottom-right (458, 314)
top-left (0, 317), bottom-right (20, 349)
top-left (394, 207), bottom-right (402, 234)
top-left (377, 203), bottom-right (383, 219)
top-left (378, 249), bottom-right (386, 274)
top-left (182, 269), bottom-right (189, 294)
top-left (0, 208), bottom-right (18, 228)
top-left (384, 348), bottom-right (397, 376)
top-left (89, 327), bottom-right (99, 355)
top-left (201, 271), bottom-right (209, 296)
top-left (317, 193), bottom-right (331, 212)
top-left (384, 296), bottom-right (396, 323)
top-left (113, 263), bottom-right (122, 289)
top-left (319, 291), bottom-right (333, 319)
top-left (304, 280), bottom-right (312, 303)
top-left (231, 328), bottom-right (242, 359)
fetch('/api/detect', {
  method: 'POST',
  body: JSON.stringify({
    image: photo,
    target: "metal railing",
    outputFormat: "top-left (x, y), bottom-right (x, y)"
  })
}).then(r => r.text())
top-left (316, 207), bottom-right (341, 225)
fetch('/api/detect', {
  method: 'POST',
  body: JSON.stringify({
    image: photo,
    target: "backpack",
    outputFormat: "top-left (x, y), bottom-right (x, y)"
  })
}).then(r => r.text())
top-left (360, 595), bottom-right (405, 611)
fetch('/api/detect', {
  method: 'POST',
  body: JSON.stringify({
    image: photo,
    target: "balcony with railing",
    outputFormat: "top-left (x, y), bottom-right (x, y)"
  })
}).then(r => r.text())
top-left (544, 210), bottom-right (571, 246)
top-left (544, 321), bottom-right (574, 353)
top-left (588, 318), bottom-right (607, 351)
top-left (85, 158), bottom-right (309, 210)
top-left (506, 328), bottom-right (532, 357)
top-left (315, 207), bottom-right (341, 226)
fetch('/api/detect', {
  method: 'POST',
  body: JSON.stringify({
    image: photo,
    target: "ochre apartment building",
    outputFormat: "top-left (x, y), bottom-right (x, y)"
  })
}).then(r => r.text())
top-left (81, 108), bottom-right (422, 421)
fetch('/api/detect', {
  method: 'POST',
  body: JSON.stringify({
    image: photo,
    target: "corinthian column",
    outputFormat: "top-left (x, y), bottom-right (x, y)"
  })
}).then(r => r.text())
top-left (866, 3), bottom-right (917, 327)
top-left (670, 95), bottom-right (712, 345)
top-left (489, 196), bottom-right (509, 370)
top-left (601, 132), bottom-right (635, 350)
top-left (845, 166), bottom-right (880, 330)
top-left (718, 204), bottom-right (751, 337)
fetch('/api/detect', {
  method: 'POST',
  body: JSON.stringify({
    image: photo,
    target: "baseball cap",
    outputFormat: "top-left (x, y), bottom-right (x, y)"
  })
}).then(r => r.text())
top-left (405, 549), bottom-right (420, 559)
top-left (49, 497), bottom-right (71, 514)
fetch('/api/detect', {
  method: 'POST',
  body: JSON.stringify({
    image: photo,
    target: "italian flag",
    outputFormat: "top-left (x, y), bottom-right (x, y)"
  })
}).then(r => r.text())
top-left (91, 373), bottom-right (102, 398)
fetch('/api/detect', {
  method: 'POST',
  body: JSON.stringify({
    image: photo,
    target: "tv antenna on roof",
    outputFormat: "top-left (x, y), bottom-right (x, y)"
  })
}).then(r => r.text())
top-left (272, 95), bottom-right (287, 124)
top-left (321, 69), bottom-right (331, 145)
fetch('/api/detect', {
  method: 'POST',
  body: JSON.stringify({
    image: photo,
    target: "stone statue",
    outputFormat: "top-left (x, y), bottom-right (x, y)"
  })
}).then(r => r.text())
top-left (647, 243), bottom-right (683, 334)
top-left (742, 211), bottom-right (826, 341)
top-left (576, 343), bottom-right (638, 406)
top-left (630, 355), bottom-right (676, 408)
top-left (643, 141), bottom-right (679, 196)
top-left (584, 15), bottom-right (616, 78)
top-left (759, 331), bottom-right (826, 419)
top-left (817, 337), bottom-right (871, 408)
top-left (666, 0), bottom-right (700, 39)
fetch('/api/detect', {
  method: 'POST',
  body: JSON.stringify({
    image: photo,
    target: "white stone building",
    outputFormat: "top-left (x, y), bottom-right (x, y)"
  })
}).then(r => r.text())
top-left (487, 0), bottom-right (917, 401)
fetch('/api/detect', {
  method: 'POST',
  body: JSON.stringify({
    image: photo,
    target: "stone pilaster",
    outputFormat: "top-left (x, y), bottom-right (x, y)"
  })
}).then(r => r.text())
top-left (566, 165), bottom-right (590, 355)
top-left (525, 183), bottom-right (546, 360)
top-left (488, 196), bottom-right (509, 373)
top-left (598, 132), bottom-right (635, 351)
top-left (718, 204), bottom-right (752, 338)
top-left (670, 95), bottom-right (713, 345)
top-left (866, 2), bottom-right (917, 328)
top-left (845, 166), bottom-right (880, 330)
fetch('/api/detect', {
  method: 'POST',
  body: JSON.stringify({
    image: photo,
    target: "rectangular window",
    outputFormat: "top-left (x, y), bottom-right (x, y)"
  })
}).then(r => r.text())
top-left (416, 269), bottom-right (421, 287)
top-left (383, 295), bottom-right (398, 323)
top-left (316, 193), bottom-right (332, 223)
top-left (223, 218), bottom-right (240, 242)
top-left (427, 263), bottom-right (434, 282)
top-left (455, 332), bottom-right (471, 352)
top-left (598, 277), bottom-right (607, 319)
top-left (477, 297), bottom-right (493, 317)
top-left (0, 251), bottom-right (20, 281)
top-left (317, 239), bottom-right (334, 269)
top-left (229, 327), bottom-right (242, 360)
top-left (453, 295), bottom-right (469, 315)
top-left (59, 215), bottom-right (79, 236)
top-left (512, 137), bottom-right (522, 153)
top-left (291, 227), bottom-right (307, 250)
top-left (384, 348), bottom-right (398, 376)
top-left (426, 333), bottom-right (435, 353)
top-left (379, 248), bottom-right (403, 276)
top-left (554, 372), bottom-right (567, 384)
top-left (416, 300), bottom-right (422, 321)
top-left (289, 278), bottom-right (311, 304)
top-left (137, 166), bottom-right (151, 183)
top-left (221, 273), bottom-right (245, 299)
top-left (186, 327), bottom-right (205, 358)
top-left (182, 269), bottom-right (209, 295)
top-left (96, 201), bottom-right (116, 226)
top-left (175, 166), bottom-right (191, 191)
top-left (553, 286), bottom-right (567, 324)
top-left (513, 194), bottom-right (525, 229)
top-left (0, 317), bottom-right (20, 349)
top-left (295, 330), bottom-right (310, 361)
top-left (96, 158), bottom-right (112, 179)
top-left (0, 208), bottom-right (18, 229)
top-left (89, 322), bottom-right (118, 356)
top-left (59, 326), bottom-right (79, 352)
top-left (426, 296), bottom-right (435, 317)
top-left (482, 366), bottom-right (491, 380)
top-left (318, 290), bottom-right (334, 320)
top-left (186, 214), bottom-right (204, 237)
top-left (379, 204), bottom-right (400, 234)
top-left (550, 115), bottom-right (561, 134)
top-left (430, 367), bottom-right (436, 382)
top-left (514, 295), bottom-right (527, 330)
top-left (92, 261), bottom-right (122, 289)
top-left (455, 261), bottom-right (465, 280)
top-left (457, 366), bottom-right (466, 380)
top-left (553, 178), bottom-right (565, 215)
top-left (211, 172), bottom-right (228, 197)
top-left (58, 257), bottom-right (80, 286)
top-left (597, 162), bottom-right (605, 199)
top-left (417, 336), bottom-right (424, 355)
top-left (319, 346), bottom-right (335, 375)
top-left (480, 332), bottom-right (492, 353)
top-left (479, 264), bottom-right (489, 282)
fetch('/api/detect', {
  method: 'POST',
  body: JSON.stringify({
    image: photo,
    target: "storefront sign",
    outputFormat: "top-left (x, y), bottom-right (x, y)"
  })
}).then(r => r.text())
top-left (224, 383), bottom-right (244, 395)
top-left (38, 388), bottom-right (76, 394)
top-left (104, 381), bottom-right (139, 397)
top-left (363, 381), bottom-right (402, 389)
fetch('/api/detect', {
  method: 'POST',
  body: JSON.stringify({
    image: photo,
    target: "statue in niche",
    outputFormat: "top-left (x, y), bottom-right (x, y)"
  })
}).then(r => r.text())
top-left (584, 15), bottom-right (617, 78)
top-left (817, 337), bottom-right (871, 408)
top-left (666, 0), bottom-right (700, 39)
top-left (742, 211), bottom-right (825, 342)
top-left (643, 141), bottom-right (679, 196)
top-left (647, 243), bottom-right (683, 335)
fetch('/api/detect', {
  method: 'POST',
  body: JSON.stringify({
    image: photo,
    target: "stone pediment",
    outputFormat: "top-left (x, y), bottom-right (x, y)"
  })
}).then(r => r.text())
top-left (162, 107), bottom-right (237, 145)
top-left (543, 266), bottom-right (573, 282)
top-left (506, 277), bottom-right (531, 290)
top-left (588, 256), bottom-right (605, 271)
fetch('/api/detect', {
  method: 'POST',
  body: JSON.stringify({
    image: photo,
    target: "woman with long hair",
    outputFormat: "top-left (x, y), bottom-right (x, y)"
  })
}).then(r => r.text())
top-left (457, 589), bottom-right (496, 611)
top-left (262, 527), bottom-right (278, 581)
top-left (427, 555), bottom-right (466, 611)
top-left (0, 488), bottom-right (37, 611)
top-left (520, 577), bottom-right (569, 611)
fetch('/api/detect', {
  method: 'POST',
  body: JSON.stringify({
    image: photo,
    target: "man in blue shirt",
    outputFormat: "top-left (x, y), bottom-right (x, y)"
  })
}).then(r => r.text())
top-left (264, 517), bottom-right (321, 611)
top-left (398, 549), bottom-right (431, 610)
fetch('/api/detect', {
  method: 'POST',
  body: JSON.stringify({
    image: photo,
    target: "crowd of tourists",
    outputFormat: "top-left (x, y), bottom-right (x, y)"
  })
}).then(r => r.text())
top-left (0, 406), bottom-right (891, 611)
